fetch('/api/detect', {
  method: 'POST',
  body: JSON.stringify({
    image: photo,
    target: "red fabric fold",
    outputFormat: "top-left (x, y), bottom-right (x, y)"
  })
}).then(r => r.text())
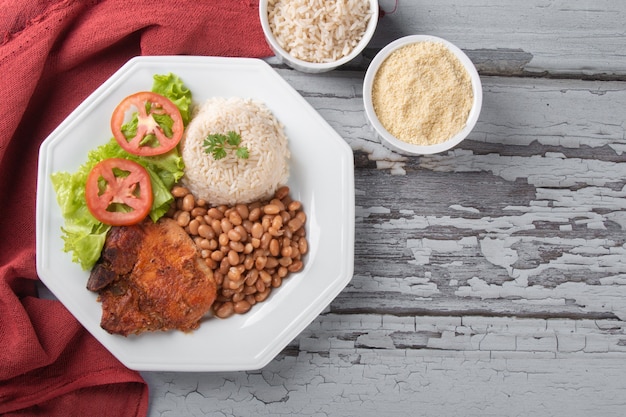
top-left (0, 1), bottom-right (271, 416)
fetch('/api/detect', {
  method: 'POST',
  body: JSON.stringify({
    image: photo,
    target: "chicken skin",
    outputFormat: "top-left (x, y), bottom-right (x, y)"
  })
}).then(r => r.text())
top-left (87, 217), bottom-right (217, 336)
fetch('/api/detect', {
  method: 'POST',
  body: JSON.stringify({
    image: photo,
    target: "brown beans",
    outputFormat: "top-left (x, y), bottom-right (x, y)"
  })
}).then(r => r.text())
top-left (210, 250), bottom-right (224, 262)
top-left (265, 257), bottom-right (279, 269)
top-left (229, 210), bottom-right (243, 226)
top-left (288, 217), bottom-right (303, 232)
top-left (215, 302), bottom-right (234, 319)
top-left (251, 222), bottom-right (263, 239)
top-left (298, 238), bottom-right (308, 255)
top-left (260, 232), bottom-right (272, 249)
top-left (191, 207), bottom-right (207, 218)
top-left (221, 218), bottom-right (233, 233)
top-left (255, 255), bottom-right (267, 270)
top-left (176, 210), bottom-right (190, 227)
top-left (233, 300), bottom-right (252, 314)
top-left (228, 229), bottom-right (242, 242)
top-left (271, 275), bottom-right (282, 288)
top-left (269, 239), bottom-right (280, 257)
top-left (227, 250), bottom-right (240, 266)
top-left (255, 288), bottom-right (271, 302)
top-left (166, 185), bottom-right (308, 319)
top-left (235, 204), bottom-right (249, 220)
top-left (182, 193), bottom-right (195, 212)
top-left (229, 241), bottom-right (244, 253)
top-left (171, 186), bottom-right (189, 198)
top-left (288, 200), bottom-right (301, 211)
top-left (198, 224), bottom-right (214, 239)
top-left (208, 207), bottom-right (223, 220)
top-left (288, 260), bottom-right (304, 273)
top-left (263, 204), bottom-right (280, 215)
top-left (249, 207), bottom-right (262, 222)
top-left (188, 219), bottom-right (200, 235)
top-left (274, 186), bottom-right (290, 200)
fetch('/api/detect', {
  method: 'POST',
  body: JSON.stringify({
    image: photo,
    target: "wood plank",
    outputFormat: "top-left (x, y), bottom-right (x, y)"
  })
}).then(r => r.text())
top-left (144, 315), bottom-right (626, 416)
top-left (363, 0), bottom-right (626, 78)
top-left (276, 69), bottom-right (626, 156)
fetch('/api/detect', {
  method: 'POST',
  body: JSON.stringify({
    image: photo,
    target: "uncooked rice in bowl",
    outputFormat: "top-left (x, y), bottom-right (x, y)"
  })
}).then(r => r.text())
top-left (267, 0), bottom-right (372, 63)
top-left (180, 97), bottom-right (290, 206)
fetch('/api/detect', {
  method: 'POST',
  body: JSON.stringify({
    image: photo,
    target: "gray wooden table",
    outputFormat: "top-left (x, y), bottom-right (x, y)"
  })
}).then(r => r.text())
top-left (144, 2), bottom-right (626, 415)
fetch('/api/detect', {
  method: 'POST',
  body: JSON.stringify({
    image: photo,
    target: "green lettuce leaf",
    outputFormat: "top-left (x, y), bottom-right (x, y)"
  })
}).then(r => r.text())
top-left (51, 138), bottom-right (185, 269)
top-left (152, 73), bottom-right (192, 125)
top-left (50, 168), bottom-right (111, 270)
top-left (51, 73), bottom-right (191, 270)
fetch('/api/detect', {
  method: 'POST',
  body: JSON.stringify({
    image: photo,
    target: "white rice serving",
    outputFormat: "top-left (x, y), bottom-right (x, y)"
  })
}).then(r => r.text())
top-left (180, 97), bottom-right (290, 205)
top-left (268, 0), bottom-right (372, 63)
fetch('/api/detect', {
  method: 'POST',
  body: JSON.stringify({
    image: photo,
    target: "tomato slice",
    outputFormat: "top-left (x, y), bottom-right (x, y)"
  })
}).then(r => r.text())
top-left (111, 91), bottom-right (184, 156)
top-left (85, 158), bottom-right (153, 226)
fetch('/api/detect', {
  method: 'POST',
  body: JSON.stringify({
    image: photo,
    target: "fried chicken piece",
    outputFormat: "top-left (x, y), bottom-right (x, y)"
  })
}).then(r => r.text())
top-left (88, 217), bottom-right (216, 336)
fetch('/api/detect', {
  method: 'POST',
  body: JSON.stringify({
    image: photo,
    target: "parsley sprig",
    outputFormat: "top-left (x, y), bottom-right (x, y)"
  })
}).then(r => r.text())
top-left (203, 131), bottom-right (249, 160)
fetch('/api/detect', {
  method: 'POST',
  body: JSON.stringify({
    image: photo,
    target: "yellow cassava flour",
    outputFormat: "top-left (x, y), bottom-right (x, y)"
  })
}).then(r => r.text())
top-left (371, 41), bottom-right (474, 146)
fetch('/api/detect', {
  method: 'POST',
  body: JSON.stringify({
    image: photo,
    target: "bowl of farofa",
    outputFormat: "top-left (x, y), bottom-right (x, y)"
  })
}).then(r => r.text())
top-left (363, 35), bottom-right (482, 155)
top-left (259, 0), bottom-right (379, 73)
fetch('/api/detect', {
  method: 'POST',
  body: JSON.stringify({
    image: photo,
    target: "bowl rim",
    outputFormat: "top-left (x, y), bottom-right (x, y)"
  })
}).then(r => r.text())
top-left (363, 34), bottom-right (483, 155)
top-left (259, 0), bottom-right (379, 71)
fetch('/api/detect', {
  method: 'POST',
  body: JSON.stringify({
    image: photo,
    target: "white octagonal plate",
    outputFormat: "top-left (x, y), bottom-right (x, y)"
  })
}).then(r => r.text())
top-left (36, 56), bottom-right (355, 372)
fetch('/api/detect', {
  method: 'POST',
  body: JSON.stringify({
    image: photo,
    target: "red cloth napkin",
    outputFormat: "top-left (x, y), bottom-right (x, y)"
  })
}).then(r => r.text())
top-left (0, 1), bottom-right (271, 415)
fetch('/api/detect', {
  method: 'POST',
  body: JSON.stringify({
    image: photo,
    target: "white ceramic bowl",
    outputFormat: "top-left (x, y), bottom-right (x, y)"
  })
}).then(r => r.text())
top-left (363, 35), bottom-right (483, 155)
top-left (259, 0), bottom-right (379, 73)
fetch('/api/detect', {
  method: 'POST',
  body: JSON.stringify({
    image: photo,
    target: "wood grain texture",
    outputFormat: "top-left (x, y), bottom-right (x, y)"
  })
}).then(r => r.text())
top-left (143, 316), bottom-right (626, 416)
top-left (369, 0), bottom-right (626, 78)
top-left (144, 3), bottom-right (626, 416)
